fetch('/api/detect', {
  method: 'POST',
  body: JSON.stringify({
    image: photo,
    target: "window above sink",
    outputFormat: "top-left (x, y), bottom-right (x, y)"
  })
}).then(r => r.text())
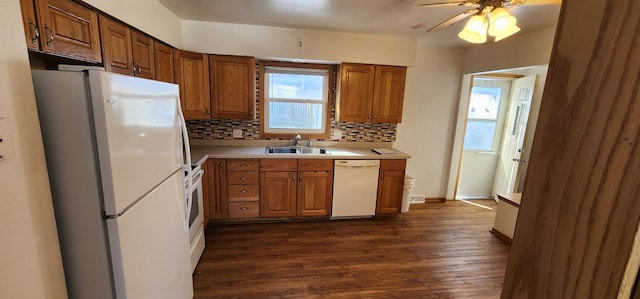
top-left (259, 61), bottom-right (334, 139)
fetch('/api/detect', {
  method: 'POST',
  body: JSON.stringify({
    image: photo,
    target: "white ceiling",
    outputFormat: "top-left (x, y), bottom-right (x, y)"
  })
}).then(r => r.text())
top-left (158, 0), bottom-right (561, 48)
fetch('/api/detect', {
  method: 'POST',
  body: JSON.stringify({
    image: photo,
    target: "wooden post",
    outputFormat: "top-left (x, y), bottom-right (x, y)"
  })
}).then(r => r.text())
top-left (501, 0), bottom-right (640, 298)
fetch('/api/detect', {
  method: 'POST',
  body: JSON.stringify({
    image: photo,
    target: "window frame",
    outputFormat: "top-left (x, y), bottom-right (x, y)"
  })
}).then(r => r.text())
top-left (259, 61), bottom-right (334, 139)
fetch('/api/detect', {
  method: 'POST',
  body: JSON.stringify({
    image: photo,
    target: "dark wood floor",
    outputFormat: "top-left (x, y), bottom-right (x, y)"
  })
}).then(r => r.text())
top-left (193, 200), bottom-right (510, 298)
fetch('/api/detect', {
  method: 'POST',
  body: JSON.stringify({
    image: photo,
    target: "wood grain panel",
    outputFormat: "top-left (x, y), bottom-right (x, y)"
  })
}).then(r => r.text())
top-left (227, 185), bottom-right (259, 202)
top-left (502, 0), bottom-right (640, 297)
top-left (376, 169), bottom-right (404, 214)
top-left (338, 63), bottom-right (375, 122)
top-left (228, 202), bottom-right (259, 219)
top-left (174, 50), bottom-right (210, 119)
top-left (35, 0), bottom-right (101, 62)
top-left (210, 55), bottom-right (256, 119)
top-left (193, 200), bottom-right (509, 297)
top-left (260, 171), bottom-right (297, 217)
top-left (226, 159), bottom-right (259, 171)
top-left (202, 159), bottom-right (227, 222)
top-left (99, 15), bottom-right (131, 75)
top-left (227, 172), bottom-right (259, 185)
top-left (372, 65), bottom-right (406, 123)
top-left (297, 171), bottom-right (333, 217)
top-left (131, 30), bottom-right (154, 79)
top-left (298, 159), bottom-right (333, 171)
top-left (154, 42), bottom-right (174, 83)
top-left (380, 159), bottom-right (406, 171)
top-left (260, 159), bottom-right (297, 172)
top-left (20, 0), bottom-right (39, 50)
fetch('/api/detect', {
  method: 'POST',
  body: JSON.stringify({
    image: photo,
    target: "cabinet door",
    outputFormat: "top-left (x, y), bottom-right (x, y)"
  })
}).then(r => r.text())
top-left (131, 31), bottom-right (155, 79)
top-left (202, 159), bottom-right (227, 222)
top-left (210, 55), bottom-right (256, 119)
top-left (20, 0), bottom-right (40, 50)
top-left (174, 50), bottom-right (210, 120)
top-left (297, 171), bottom-right (333, 217)
top-left (154, 42), bottom-right (174, 83)
top-left (260, 171), bottom-right (297, 217)
top-left (338, 63), bottom-right (375, 122)
top-left (376, 170), bottom-right (405, 215)
top-left (35, 0), bottom-right (102, 62)
top-left (372, 65), bottom-right (406, 123)
top-left (99, 15), bottom-right (132, 76)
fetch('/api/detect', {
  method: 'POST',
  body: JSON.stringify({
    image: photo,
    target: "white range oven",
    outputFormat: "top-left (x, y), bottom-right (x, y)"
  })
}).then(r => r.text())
top-left (186, 164), bottom-right (205, 272)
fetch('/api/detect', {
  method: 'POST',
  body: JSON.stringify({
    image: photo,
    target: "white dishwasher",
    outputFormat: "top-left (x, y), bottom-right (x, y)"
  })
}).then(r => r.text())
top-left (331, 160), bottom-right (380, 219)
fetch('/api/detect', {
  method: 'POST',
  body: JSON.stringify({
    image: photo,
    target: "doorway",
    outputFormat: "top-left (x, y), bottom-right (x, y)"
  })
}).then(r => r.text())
top-left (446, 65), bottom-right (548, 201)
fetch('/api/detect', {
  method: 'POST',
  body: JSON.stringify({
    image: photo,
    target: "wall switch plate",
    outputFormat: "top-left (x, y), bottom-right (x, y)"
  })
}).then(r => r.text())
top-left (0, 116), bottom-right (14, 160)
top-left (232, 129), bottom-right (243, 138)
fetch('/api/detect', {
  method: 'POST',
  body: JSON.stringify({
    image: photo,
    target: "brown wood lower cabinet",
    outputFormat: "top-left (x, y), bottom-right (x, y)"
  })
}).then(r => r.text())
top-left (260, 159), bottom-right (333, 218)
top-left (226, 159), bottom-right (260, 219)
top-left (376, 159), bottom-right (406, 215)
top-left (202, 159), bottom-right (226, 223)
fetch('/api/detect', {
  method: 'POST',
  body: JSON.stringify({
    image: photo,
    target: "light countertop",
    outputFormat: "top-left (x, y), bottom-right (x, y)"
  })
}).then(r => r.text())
top-left (189, 140), bottom-right (410, 166)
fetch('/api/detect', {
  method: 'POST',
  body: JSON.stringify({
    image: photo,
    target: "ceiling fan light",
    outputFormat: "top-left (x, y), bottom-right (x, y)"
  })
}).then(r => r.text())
top-left (488, 7), bottom-right (520, 40)
top-left (458, 15), bottom-right (488, 44)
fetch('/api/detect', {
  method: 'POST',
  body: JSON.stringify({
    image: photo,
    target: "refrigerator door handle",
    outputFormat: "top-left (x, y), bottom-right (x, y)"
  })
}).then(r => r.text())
top-left (177, 99), bottom-right (192, 232)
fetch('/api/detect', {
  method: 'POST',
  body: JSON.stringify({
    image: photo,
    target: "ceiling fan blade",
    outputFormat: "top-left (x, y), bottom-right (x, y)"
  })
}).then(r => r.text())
top-left (419, 1), bottom-right (469, 7)
top-left (426, 8), bottom-right (480, 32)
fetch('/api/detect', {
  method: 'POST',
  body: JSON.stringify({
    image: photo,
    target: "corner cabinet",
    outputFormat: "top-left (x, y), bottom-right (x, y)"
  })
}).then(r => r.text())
top-left (376, 159), bottom-right (406, 215)
top-left (175, 50), bottom-right (210, 120)
top-left (21, 0), bottom-right (102, 62)
top-left (210, 55), bottom-right (256, 119)
top-left (338, 63), bottom-right (406, 123)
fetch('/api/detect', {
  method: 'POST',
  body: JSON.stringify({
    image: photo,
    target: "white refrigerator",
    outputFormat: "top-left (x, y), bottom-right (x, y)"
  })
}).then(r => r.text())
top-left (31, 70), bottom-right (194, 299)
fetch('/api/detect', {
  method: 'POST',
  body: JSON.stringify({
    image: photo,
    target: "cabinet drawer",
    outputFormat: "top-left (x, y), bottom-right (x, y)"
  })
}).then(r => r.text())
top-left (227, 159), bottom-right (259, 171)
top-left (228, 185), bottom-right (259, 201)
top-left (380, 159), bottom-right (406, 171)
top-left (298, 159), bottom-right (333, 171)
top-left (227, 172), bottom-right (259, 184)
top-left (228, 202), bottom-right (259, 218)
top-left (260, 159), bottom-right (297, 171)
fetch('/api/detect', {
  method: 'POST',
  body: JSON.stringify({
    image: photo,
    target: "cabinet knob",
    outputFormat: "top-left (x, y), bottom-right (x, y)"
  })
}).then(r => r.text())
top-left (220, 163), bottom-right (224, 168)
top-left (299, 175), bottom-right (302, 181)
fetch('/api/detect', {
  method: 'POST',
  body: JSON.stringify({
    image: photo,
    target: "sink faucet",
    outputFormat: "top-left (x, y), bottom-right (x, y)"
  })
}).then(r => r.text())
top-left (294, 134), bottom-right (302, 146)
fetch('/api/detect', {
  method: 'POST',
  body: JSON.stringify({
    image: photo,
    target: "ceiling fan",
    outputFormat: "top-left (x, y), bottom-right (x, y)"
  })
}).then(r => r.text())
top-left (414, 0), bottom-right (561, 43)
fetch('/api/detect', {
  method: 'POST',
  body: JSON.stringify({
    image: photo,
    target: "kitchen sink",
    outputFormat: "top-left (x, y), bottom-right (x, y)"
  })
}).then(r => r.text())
top-left (265, 146), bottom-right (328, 154)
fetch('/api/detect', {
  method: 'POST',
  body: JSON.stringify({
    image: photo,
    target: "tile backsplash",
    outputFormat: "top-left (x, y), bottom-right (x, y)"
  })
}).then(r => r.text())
top-left (186, 61), bottom-right (397, 142)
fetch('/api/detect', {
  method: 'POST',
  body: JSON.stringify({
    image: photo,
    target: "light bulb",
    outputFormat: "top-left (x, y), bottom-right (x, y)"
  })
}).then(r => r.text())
top-left (458, 15), bottom-right (488, 44)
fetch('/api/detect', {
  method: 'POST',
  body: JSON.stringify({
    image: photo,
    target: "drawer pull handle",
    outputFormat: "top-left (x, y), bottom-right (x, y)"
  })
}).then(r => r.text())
top-left (240, 189), bottom-right (247, 193)
top-left (391, 164), bottom-right (398, 167)
top-left (240, 207), bottom-right (248, 211)
top-left (240, 177), bottom-right (247, 180)
top-left (240, 164), bottom-right (247, 167)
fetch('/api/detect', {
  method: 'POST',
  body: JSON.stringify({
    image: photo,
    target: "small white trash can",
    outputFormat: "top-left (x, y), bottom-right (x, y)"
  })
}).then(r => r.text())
top-left (401, 175), bottom-right (415, 213)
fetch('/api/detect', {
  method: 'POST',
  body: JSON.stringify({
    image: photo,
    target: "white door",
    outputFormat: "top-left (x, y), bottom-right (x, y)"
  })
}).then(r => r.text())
top-left (493, 75), bottom-right (537, 196)
top-left (106, 172), bottom-right (193, 299)
top-left (88, 71), bottom-right (183, 215)
top-left (456, 78), bottom-right (511, 199)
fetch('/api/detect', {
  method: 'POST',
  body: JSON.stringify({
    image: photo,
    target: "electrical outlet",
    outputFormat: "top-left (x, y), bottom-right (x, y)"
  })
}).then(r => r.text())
top-left (232, 129), bottom-right (243, 138)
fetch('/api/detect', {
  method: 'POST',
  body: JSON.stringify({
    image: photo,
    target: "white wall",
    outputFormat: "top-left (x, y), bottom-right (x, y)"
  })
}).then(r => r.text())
top-left (394, 43), bottom-right (466, 198)
top-left (81, 0), bottom-right (183, 48)
top-left (0, 1), bottom-right (67, 297)
top-left (463, 26), bottom-right (557, 74)
top-left (181, 20), bottom-right (418, 66)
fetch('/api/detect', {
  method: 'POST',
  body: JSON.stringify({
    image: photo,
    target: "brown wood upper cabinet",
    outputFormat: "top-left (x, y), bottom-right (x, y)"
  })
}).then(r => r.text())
top-left (175, 50), bottom-right (210, 120)
top-left (99, 15), bottom-right (155, 79)
top-left (154, 42), bottom-right (174, 83)
top-left (209, 55), bottom-right (256, 119)
top-left (20, 0), bottom-right (102, 62)
top-left (376, 159), bottom-right (406, 215)
top-left (338, 63), bottom-right (406, 123)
